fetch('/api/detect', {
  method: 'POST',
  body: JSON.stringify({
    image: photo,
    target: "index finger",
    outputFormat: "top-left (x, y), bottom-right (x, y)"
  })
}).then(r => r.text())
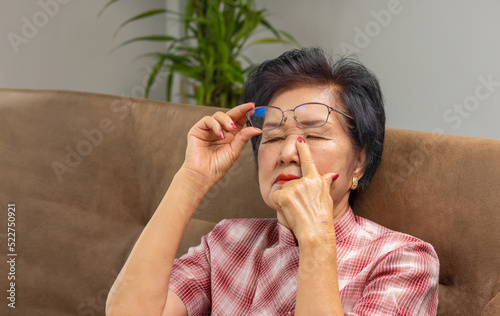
top-left (296, 137), bottom-right (320, 178)
top-left (225, 102), bottom-right (255, 127)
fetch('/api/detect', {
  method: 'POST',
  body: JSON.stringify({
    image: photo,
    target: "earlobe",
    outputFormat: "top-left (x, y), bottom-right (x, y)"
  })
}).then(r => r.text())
top-left (353, 147), bottom-right (367, 180)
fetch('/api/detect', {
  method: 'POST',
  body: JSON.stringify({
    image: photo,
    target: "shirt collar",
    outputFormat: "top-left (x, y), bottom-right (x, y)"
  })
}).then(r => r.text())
top-left (333, 207), bottom-right (357, 243)
top-left (277, 220), bottom-right (298, 246)
top-left (276, 207), bottom-right (357, 246)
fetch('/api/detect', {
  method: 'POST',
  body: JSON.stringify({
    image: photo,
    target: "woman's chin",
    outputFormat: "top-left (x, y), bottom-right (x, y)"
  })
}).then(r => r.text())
top-left (260, 183), bottom-right (286, 214)
top-left (267, 201), bottom-right (282, 214)
top-left (267, 187), bottom-right (281, 208)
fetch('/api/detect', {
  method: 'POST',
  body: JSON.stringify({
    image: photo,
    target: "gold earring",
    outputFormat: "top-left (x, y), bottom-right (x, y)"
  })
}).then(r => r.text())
top-left (351, 177), bottom-right (358, 190)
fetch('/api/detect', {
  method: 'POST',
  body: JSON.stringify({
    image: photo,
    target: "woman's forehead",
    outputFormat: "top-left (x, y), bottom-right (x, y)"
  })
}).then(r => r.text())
top-left (268, 86), bottom-right (341, 109)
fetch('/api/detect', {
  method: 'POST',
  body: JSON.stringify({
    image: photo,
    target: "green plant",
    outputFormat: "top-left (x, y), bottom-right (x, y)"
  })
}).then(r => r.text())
top-left (100, 0), bottom-right (300, 108)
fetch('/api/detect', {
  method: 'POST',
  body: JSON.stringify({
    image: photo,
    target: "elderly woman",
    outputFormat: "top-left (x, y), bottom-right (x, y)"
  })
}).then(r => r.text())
top-left (106, 48), bottom-right (439, 315)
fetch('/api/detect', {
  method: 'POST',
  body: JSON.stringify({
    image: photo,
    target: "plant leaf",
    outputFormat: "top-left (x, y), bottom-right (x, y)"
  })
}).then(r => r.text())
top-left (103, 0), bottom-right (300, 108)
top-left (98, 0), bottom-right (121, 18)
top-left (220, 63), bottom-right (244, 84)
top-left (113, 9), bottom-right (170, 39)
top-left (216, 41), bottom-right (229, 64)
top-left (166, 71), bottom-right (174, 101)
top-left (196, 83), bottom-right (205, 105)
top-left (184, 0), bottom-right (195, 34)
top-left (279, 30), bottom-right (301, 48)
top-left (135, 52), bottom-right (192, 66)
top-left (111, 35), bottom-right (177, 53)
top-left (260, 17), bottom-right (281, 38)
top-left (249, 38), bottom-right (290, 45)
top-left (145, 55), bottom-right (167, 98)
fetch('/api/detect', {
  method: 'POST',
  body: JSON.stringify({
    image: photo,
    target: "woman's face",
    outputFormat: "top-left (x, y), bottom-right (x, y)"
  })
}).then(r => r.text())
top-left (257, 86), bottom-right (366, 221)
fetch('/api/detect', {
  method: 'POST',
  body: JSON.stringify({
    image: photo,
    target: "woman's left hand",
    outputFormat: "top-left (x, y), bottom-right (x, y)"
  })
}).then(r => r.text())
top-left (272, 137), bottom-right (339, 245)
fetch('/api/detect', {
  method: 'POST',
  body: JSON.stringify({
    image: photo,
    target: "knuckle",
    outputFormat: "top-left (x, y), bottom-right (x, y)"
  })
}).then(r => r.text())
top-left (214, 111), bottom-right (226, 118)
top-left (278, 195), bottom-right (288, 205)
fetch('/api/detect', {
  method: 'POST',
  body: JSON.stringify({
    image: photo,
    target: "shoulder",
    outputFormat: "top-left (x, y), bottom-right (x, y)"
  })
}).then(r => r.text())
top-left (353, 215), bottom-right (439, 266)
top-left (343, 216), bottom-right (440, 314)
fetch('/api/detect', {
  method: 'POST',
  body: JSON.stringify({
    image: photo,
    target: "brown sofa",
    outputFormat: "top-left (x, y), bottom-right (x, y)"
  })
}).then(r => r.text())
top-left (0, 88), bottom-right (499, 316)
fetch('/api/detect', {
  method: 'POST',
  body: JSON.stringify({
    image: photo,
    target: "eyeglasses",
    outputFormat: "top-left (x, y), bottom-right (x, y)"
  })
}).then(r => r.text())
top-left (246, 102), bottom-right (353, 131)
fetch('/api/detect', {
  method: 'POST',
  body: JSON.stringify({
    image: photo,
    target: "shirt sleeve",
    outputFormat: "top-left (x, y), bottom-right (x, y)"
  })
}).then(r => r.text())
top-left (348, 241), bottom-right (440, 316)
top-left (169, 230), bottom-right (213, 316)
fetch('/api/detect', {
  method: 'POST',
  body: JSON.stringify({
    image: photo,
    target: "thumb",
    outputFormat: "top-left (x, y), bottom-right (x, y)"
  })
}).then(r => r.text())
top-left (322, 172), bottom-right (340, 187)
top-left (230, 126), bottom-right (262, 154)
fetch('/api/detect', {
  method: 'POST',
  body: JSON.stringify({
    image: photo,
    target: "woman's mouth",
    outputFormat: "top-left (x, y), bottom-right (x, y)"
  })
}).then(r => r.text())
top-left (275, 174), bottom-right (300, 185)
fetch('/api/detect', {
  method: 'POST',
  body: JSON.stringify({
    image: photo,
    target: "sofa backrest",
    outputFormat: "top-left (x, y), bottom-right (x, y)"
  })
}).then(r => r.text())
top-left (354, 128), bottom-right (500, 316)
top-left (0, 89), bottom-right (498, 316)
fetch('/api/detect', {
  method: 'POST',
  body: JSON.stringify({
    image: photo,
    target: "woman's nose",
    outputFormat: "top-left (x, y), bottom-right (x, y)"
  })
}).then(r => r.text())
top-left (279, 136), bottom-right (300, 165)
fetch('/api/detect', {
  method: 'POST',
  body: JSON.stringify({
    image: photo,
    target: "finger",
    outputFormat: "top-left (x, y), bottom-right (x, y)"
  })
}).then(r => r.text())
top-left (225, 102), bottom-right (255, 128)
top-left (195, 115), bottom-right (225, 139)
top-left (230, 126), bottom-right (262, 156)
top-left (322, 172), bottom-right (340, 187)
top-left (296, 137), bottom-right (320, 177)
top-left (212, 111), bottom-right (238, 133)
top-left (271, 189), bottom-right (281, 207)
top-left (234, 114), bottom-right (251, 128)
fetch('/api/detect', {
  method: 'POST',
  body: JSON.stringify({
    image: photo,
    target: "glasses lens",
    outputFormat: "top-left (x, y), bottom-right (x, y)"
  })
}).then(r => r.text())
top-left (294, 103), bottom-right (330, 127)
top-left (247, 106), bottom-right (283, 131)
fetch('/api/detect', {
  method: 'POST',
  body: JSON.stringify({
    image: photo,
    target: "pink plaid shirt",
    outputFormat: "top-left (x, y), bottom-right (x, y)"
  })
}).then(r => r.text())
top-left (169, 208), bottom-right (439, 315)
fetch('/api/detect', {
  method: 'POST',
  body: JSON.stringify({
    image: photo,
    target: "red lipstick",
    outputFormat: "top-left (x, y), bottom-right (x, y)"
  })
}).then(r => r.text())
top-left (275, 174), bottom-right (300, 185)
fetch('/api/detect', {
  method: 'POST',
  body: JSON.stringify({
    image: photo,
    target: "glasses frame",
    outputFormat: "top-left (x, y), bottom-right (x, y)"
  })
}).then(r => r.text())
top-left (246, 102), bottom-right (354, 131)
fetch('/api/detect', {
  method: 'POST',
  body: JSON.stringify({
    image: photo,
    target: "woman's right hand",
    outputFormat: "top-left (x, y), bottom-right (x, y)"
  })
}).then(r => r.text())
top-left (181, 102), bottom-right (262, 188)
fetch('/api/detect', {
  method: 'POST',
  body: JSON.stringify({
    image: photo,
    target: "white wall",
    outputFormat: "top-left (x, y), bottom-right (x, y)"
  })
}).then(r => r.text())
top-left (251, 0), bottom-right (500, 139)
top-left (1, 0), bottom-right (498, 139)
top-left (0, 0), bottom-right (169, 100)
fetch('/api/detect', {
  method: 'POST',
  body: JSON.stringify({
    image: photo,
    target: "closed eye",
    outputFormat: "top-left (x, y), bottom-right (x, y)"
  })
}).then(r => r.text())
top-left (306, 135), bottom-right (324, 140)
top-left (262, 137), bottom-right (284, 143)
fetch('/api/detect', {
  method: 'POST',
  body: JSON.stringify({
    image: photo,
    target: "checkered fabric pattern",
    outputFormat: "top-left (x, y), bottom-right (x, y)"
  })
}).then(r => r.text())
top-left (169, 208), bottom-right (439, 315)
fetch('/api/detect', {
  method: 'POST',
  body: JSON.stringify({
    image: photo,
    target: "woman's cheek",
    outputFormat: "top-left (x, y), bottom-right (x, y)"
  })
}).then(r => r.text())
top-left (259, 181), bottom-right (281, 212)
top-left (308, 143), bottom-right (333, 173)
top-left (257, 153), bottom-right (274, 207)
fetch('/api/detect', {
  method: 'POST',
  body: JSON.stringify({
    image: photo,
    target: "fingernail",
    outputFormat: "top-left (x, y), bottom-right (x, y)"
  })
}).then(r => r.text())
top-left (297, 136), bottom-right (305, 143)
top-left (230, 123), bottom-right (237, 130)
top-left (249, 102), bottom-right (255, 106)
top-left (332, 174), bottom-right (340, 182)
top-left (219, 129), bottom-right (225, 139)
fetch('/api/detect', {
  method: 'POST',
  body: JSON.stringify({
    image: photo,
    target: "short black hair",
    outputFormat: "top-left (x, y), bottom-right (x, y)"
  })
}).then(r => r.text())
top-left (241, 47), bottom-right (385, 202)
